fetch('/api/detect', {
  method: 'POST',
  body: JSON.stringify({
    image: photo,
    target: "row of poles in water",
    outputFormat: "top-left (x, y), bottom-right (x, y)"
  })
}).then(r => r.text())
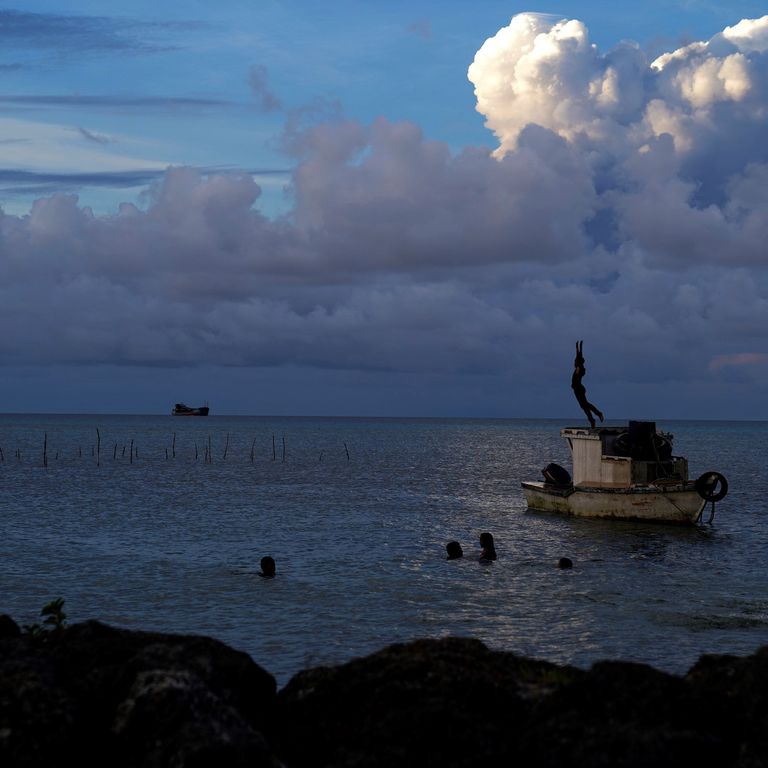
top-left (4, 430), bottom-right (352, 467)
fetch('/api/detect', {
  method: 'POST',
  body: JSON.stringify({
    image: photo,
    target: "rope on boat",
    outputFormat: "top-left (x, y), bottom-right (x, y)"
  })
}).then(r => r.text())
top-left (694, 500), bottom-right (717, 525)
top-left (707, 500), bottom-right (717, 524)
top-left (693, 472), bottom-right (728, 524)
top-left (661, 493), bottom-right (693, 519)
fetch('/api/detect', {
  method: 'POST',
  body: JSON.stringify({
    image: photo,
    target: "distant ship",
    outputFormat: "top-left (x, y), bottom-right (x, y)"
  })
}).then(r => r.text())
top-left (171, 402), bottom-right (209, 416)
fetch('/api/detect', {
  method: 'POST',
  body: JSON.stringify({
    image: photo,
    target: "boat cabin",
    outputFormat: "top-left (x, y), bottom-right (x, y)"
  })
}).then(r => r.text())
top-left (562, 421), bottom-right (688, 489)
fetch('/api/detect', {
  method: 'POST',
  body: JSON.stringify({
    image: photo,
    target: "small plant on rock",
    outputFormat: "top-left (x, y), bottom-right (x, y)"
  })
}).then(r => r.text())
top-left (23, 597), bottom-right (67, 636)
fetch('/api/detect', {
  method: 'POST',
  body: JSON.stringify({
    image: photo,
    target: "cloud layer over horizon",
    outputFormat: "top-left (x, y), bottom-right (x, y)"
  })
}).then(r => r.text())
top-left (3, 13), bottom-right (768, 416)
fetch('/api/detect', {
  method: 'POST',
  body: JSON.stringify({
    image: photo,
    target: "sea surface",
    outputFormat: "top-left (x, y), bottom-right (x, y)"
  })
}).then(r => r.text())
top-left (1, 414), bottom-right (767, 685)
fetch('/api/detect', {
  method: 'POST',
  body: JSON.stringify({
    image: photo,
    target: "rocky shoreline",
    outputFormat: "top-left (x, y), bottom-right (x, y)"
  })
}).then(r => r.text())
top-left (1, 614), bottom-right (766, 767)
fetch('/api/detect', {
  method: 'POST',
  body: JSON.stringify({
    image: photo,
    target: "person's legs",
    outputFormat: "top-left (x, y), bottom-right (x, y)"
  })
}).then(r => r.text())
top-left (587, 401), bottom-right (604, 422)
top-left (577, 395), bottom-right (597, 427)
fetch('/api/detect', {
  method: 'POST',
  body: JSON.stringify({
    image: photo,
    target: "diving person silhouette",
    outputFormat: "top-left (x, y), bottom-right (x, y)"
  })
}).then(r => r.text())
top-left (571, 340), bottom-right (604, 428)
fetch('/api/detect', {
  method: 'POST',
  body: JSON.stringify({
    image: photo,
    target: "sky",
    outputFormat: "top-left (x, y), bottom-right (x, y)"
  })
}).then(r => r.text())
top-left (1, 0), bottom-right (768, 418)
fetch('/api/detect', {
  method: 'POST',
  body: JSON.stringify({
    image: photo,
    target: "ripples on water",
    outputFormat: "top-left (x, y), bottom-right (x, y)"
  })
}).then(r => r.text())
top-left (1, 415), bottom-right (767, 685)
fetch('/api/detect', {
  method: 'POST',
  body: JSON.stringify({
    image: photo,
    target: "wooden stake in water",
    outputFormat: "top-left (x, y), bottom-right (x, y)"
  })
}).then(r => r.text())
top-left (172, 432), bottom-right (176, 459)
top-left (223, 433), bottom-right (229, 461)
top-left (130, 438), bottom-right (134, 464)
top-left (250, 438), bottom-right (256, 464)
top-left (208, 435), bottom-right (212, 464)
top-left (96, 428), bottom-right (101, 468)
top-left (344, 442), bottom-right (350, 461)
top-left (43, 432), bottom-right (48, 468)
top-left (272, 434), bottom-right (276, 461)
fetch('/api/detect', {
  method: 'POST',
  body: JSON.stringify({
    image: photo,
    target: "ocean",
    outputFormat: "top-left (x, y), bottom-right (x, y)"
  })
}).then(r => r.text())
top-left (1, 414), bottom-right (766, 685)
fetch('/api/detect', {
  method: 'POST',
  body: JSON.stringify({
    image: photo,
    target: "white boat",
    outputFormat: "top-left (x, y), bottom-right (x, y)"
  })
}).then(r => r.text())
top-left (521, 421), bottom-right (728, 525)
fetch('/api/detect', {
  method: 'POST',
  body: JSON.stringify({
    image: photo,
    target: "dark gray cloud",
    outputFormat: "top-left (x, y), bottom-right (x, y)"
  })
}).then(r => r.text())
top-left (0, 168), bottom-right (165, 188)
top-left (0, 166), bottom-right (290, 196)
top-left (0, 94), bottom-right (232, 111)
top-left (77, 127), bottom-right (112, 145)
top-left (0, 9), bottom-right (199, 54)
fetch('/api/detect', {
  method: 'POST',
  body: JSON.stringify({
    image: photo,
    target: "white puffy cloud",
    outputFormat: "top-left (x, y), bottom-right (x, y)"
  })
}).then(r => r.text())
top-left (468, 12), bottom-right (768, 266)
top-left (722, 16), bottom-right (768, 52)
top-left (467, 13), bottom-right (648, 154)
top-left (468, 12), bottom-right (768, 158)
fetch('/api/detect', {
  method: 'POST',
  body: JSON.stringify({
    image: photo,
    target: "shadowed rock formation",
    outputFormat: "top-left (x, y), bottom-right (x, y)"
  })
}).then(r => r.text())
top-left (0, 618), bottom-right (278, 767)
top-left (1, 615), bottom-right (767, 767)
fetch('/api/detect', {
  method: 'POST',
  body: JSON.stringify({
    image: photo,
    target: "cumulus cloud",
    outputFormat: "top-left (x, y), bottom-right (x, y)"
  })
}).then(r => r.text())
top-left (467, 13), bottom-right (768, 266)
top-left (467, 14), bottom-right (647, 154)
top-left (3, 13), bottom-right (768, 416)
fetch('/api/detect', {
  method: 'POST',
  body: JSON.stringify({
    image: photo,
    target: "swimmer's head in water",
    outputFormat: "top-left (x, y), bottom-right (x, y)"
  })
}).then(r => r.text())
top-left (479, 532), bottom-right (494, 548)
top-left (446, 541), bottom-right (463, 559)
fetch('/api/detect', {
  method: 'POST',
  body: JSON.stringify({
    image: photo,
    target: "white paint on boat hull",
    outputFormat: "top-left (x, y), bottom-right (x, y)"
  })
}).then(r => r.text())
top-left (521, 481), bottom-right (707, 525)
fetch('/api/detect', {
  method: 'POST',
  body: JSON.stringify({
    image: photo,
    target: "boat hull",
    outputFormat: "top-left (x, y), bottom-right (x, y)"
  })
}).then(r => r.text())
top-left (521, 481), bottom-right (707, 525)
top-left (171, 406), bottom-right (209, 416)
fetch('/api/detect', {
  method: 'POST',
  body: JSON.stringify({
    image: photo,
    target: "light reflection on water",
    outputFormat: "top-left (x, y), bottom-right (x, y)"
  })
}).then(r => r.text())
top-left (1, 415), bottom-right (767, 685)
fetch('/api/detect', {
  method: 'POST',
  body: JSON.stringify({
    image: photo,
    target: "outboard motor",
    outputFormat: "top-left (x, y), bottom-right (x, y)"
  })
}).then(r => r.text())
top-left (542, 463), bottom-right (572, 488)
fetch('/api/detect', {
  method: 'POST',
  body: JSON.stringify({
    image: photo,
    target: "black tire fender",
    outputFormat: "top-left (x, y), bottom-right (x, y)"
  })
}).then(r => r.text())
top-left (613, 432), bottom-right (631, 455)
top-left (695, 471), bottom-right (728, 502)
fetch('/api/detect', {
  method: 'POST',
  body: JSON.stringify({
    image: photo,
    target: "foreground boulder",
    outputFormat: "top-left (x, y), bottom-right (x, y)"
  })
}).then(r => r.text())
top-left (274, 637), bottom-right (740, 767)
top-left (0, 618), bottom-right (279, 767)
top-left (2, 615), bottom-right (768, 767)
top-left (274, 636), bottom-right (559, 766)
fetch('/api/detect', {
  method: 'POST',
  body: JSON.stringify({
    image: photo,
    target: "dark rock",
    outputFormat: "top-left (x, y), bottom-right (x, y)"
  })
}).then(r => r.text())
top-left (274, 638), bottom-right (765, 768)
top-left (0, 620), bottom-right (279, 768)
top-left (273, 636), bottom-right (582, 767)
top-left (518, 660), bottom-right (732, 767)
top-left (2, 616), bottom-right (768, 768)
top-left (0, 615), bottom-right (20, 639)
top-left (686, 647), bottom-right (768, 767)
